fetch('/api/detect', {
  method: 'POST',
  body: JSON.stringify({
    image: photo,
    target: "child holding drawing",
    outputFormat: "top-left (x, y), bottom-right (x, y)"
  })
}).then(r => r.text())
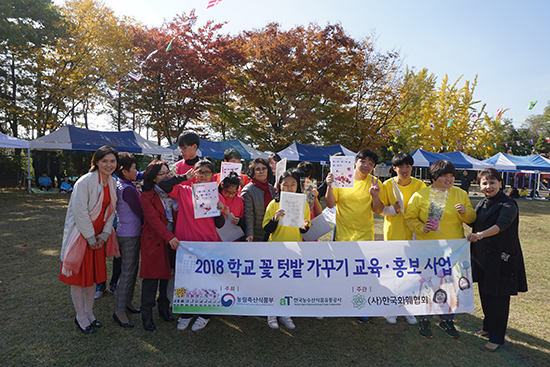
top-left (262, 170), bottom-right (311, 329)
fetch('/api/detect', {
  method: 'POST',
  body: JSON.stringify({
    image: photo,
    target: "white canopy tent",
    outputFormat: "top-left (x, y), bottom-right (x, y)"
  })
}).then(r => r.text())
top-left (0, 132), bottom-right (32, 192)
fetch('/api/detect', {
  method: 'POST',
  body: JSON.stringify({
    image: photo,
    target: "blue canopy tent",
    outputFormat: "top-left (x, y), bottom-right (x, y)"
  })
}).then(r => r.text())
top-left (29, 125), bottom-right (173, 155)
top-left (410, 149), bottom-right (492, 169)
top-left (276, 142), bottom-right (356, 162)
top-left (169, 139), bottom-right (268, 160)
top-left (483, 152), bottom-right (550, 172)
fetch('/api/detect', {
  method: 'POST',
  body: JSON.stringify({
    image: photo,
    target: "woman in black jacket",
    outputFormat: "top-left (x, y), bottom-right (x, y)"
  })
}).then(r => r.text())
top-left (467, 168), bottom-right (527, 352)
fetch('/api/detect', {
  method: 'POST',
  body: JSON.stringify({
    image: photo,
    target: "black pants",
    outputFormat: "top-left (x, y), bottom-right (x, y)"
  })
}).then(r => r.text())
top-left (479, 287), bottom-right (510, 345)
top-left (141, 278), bottom-right (169, 320)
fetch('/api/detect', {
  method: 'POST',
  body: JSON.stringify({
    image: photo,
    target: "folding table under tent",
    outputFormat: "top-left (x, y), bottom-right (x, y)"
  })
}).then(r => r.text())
top-left (0, 132), bottom-right (32, 192)
top-left (29, 125), bottom-right (173, 155)
top-left (169, 139), bottom-right (268, 160)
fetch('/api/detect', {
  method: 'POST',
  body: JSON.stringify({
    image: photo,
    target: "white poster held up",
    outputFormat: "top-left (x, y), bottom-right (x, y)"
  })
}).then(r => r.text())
top-left (220, 162), bottom-right (242, 182)
top-left (192, 182), bottom-right (220, 219)
top-left (216, 213), bottom-right (245, 242)
top-left (330, 156), bottom-right (354, 188)
top-left (279, 191), bottom-right (306, 228)
top-left (275, 158), bottom-right (287, 185)
top-left (302, 214), bottom-right (333, 241)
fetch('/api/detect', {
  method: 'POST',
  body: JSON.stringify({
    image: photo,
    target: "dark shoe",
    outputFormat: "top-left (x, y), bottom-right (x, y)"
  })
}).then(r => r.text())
top-left (74, 318), bottom-right (96, 334)
top-left (439, 320), bottom-right (459, 338)
top-left (113, 313), bottom-right (134, 328)
top-left (126, 306), bottom-right (141, 314)
top-left (143, 319), bottom-right (156, 331)
top-left (91, 320), bottom-right (103, 328)
top-left (419, 319), bottom-right (433, 338)
top-left (159, 310), bottom-right (174, 322)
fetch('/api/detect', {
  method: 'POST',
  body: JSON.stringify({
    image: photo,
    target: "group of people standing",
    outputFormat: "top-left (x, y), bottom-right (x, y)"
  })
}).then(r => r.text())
top-left (58, 132), bottom-right (527, 353)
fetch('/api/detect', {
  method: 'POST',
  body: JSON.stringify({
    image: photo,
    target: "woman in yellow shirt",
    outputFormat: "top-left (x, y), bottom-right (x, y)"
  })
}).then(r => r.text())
top-left (404, 160), bottom-right (476, 339)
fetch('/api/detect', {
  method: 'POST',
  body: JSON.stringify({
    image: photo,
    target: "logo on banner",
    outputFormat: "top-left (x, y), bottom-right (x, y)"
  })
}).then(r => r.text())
top-left (221, 293), bottom-right (236, 307)
top-left (352, 294), bottom-right (367, 309)
top-left (280, 296), bottom-right (293, 306)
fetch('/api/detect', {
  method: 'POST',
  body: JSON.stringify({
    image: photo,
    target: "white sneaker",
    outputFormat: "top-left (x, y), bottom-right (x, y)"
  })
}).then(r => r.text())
top-left (405, 315), bottom-right (418, 324)
top-left (386, 316), bottom-right (397, 324)
top-left (267, 316), bottom-right (279, 329)
top-left (279, 316), bottom-right (295, 329)
top-left (315, 317), bottom-right (324, 320)
top-left (177, 317), bottom-right (191, 331)
top-left (191, 317), bottom-right (209, 331)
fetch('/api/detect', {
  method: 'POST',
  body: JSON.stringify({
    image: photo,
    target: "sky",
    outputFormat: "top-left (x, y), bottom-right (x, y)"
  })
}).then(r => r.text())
top-left (54, 0), bottom-right (550, 129)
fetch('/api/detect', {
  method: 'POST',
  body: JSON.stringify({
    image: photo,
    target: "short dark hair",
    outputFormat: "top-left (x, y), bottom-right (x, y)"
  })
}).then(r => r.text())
top-left (224, 148), bottom-right (242, 161)
top-left (391, 153), bottom-right (414, 167)
top-left (428, 160), bottom-right (456, 182)
top-left (90, 146), bottom-right (118, 172)
top-left (219, 171), bottom-right (241, 193)
top-left (142, 160), bottom-right (169, 191)
top-left (477, 168), bottom-right (502, 183)
top-left (274, 169), bottom-right (303, 202)
top-left (194, 159), bottom-right (215, 174)
top-left (177, 131), bottom-right (200, 148)
top-left (267, 153), bottom-right (281, 164)
top-left (116, 152), bottom-right (137, 178)
top-left (247, 158), bottom-right (273, 180)
top-left (297, 161), bottom-right (315, 178)
top-left (356, 149), bottom-right (378, 165)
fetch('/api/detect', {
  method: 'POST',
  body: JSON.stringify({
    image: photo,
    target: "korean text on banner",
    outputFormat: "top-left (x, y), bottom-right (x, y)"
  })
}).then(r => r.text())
top-left (172, 239), bottom-right (474, 317)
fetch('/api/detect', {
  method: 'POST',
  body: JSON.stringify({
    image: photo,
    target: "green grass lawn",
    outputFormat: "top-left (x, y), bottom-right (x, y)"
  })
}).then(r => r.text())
top-left (1, 189), bottom-right (549, 366)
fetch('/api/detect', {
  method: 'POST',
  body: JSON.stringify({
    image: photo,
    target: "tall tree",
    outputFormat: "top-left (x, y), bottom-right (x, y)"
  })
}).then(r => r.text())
top-left (130, 12), bottom-right (243, 144)
top-left (229, 23), bottom-right (359, 151)
top-left (0, 0), bottom-right (63, 137)
top-left (32, 0), bottom-right (134, 135)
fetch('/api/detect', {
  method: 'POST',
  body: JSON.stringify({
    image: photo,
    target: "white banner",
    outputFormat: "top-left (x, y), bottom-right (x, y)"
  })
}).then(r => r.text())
top-left (173, 239), bottom-right (474, 317)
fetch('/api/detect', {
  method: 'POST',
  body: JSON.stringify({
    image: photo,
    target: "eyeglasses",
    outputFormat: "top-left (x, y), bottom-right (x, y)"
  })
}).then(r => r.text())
top-left (223, 188), bottom-right (238, 197)
top-left (196, 170), bottom-right (213, 176)
top-left (254, 166), bottom-right (268, 172)
top-left (178, 145), bottom-right (191, 151)
top-left (157, 171), bottom-right (169, 178)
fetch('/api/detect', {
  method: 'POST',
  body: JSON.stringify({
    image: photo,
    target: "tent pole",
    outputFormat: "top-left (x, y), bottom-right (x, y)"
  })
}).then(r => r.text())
top-left (27, 147), bottom-right (31, 193)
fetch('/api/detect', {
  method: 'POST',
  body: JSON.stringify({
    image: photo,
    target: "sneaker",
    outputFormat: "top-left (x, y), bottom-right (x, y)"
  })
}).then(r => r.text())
top-left (94, 283), bottom-right (106, 299)
top-left (279, 317), bottom-right (295, 330)
top-left (267, 316), bottom-right (279, 329)
top-left (315, 317), bottom-right (324, 320)
top-left (357, 317), bottom-right (369, 323)
top-left (419, 319), bottom-right (433, 338)
top-left (439, 320), bottom-right (459, 338)
top-left (386, 316), bottom-right (397, 324)
top-left (177, 317), bottom-right (192, 331)
top-left (109, 283), bottom-right (118, 298)
top-left (191, 317), bottom-right (209, 332)
top-left (405, 315), bottom-right (418, 325)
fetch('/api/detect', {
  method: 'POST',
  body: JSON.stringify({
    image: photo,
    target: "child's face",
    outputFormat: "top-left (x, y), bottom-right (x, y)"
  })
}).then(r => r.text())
top-left (280, 176), bottom-right (297, 193)
top-left (222, 185), bottom-right (238, 199)
top-left (64, 177), bottom-right (69, 182)
top-left (42, 173), bottom-right (48, 177)
top-left (393, 164), bottom-right (412, 181)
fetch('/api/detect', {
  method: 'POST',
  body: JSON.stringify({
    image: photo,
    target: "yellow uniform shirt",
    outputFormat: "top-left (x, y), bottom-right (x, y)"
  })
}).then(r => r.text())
top-left (262, 199), bottom-right (311, 242)
top-left (404, 186), bottom-right (476, 240)
top-left (333, 173), bottom-right (380, 241)
top-left (380, 177), bottom-right (426, 240)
